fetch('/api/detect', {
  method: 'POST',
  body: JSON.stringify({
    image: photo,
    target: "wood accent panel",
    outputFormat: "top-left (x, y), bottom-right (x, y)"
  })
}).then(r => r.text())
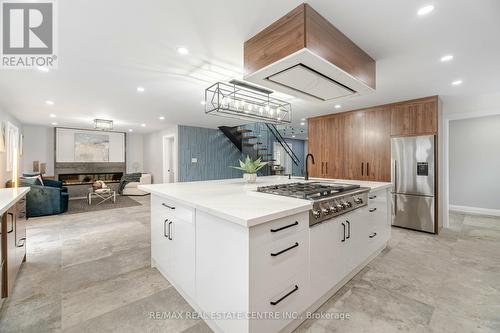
top-left (342, 111), bottom-right (365, 180)
top-left (244, 4), bottom-right (376, 88)
top-left (307, 118), bottom-right (322, 177)
top-left (244, 4), bottom-right (306, 76)
top-left (304, 4), bottom-right (376, 89)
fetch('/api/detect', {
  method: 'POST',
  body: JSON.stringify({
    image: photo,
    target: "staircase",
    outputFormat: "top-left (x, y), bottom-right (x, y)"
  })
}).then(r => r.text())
top-left (219, 123), bottom-right (299, 176)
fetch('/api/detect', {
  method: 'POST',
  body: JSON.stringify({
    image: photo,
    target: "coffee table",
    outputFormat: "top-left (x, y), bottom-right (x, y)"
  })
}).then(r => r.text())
top-left (88, 188), bottom-right (116, 205)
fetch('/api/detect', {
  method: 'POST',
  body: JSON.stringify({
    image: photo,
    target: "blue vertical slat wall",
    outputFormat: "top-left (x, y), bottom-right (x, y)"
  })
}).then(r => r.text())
top-left (178, 125), bottom-right (243, 182)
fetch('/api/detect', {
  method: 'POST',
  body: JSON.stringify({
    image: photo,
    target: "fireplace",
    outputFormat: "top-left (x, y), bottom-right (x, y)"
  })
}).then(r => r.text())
top-left (58, 172), bottom-right (123, 185)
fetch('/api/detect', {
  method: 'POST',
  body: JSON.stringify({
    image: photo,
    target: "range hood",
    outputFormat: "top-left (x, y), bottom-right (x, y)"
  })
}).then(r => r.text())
top-left (244, 4), bottom-right (375, 102)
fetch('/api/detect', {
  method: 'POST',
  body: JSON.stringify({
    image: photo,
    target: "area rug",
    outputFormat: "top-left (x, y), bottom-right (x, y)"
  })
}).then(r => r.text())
top-left (65, 195), bottom-right (142, 214)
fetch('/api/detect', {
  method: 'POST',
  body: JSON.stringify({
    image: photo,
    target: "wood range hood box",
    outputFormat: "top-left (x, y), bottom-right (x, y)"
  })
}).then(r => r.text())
top-left (244, 3), bottom-right (376, 102)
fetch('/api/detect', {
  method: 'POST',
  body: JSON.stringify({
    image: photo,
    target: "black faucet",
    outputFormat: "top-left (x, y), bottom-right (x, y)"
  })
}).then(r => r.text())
top-left (304, 153), bottom-right (315, 180)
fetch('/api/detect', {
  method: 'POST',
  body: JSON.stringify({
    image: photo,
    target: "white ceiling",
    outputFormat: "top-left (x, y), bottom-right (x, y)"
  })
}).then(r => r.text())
top-left (1, 0), bottom-right (499, 134)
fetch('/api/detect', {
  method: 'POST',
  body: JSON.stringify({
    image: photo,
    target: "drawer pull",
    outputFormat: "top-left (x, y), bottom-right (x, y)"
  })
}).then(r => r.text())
top-left (369, 232), bottom-right (377, 238)
top-left (369, 208), bottom-right (377, 212)
top-left (270, 242), bottom-right (299, 257)
top-left (270, 221), bottom-right (299, 233)
top-left (161, 203), bottom-right (176, 210)
top-left (369, 195), bottom-right (377, 200)
top-left (270, 285), bottom-right (299, 306)
top-left (16, 238), bottom-right (26, 247)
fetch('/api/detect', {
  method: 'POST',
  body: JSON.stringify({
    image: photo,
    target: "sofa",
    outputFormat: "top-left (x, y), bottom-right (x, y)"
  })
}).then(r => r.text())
top-left (122, 174), bottom-right (152, 196)
top-left (19, 173), bottom-right (69, 217)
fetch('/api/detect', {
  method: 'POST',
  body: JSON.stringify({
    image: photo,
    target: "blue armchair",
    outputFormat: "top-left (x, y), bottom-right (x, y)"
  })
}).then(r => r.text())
top-left (20, 174), bottom-right (69, 217)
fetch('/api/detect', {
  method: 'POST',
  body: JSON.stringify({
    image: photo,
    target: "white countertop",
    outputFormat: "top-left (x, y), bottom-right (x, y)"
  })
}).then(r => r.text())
top-left (139, 176), bottom-right (391, 227)
top-left (0, 187), bottom-right (30, 216)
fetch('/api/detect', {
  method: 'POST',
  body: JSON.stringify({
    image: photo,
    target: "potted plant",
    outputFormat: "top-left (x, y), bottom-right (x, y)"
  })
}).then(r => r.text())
top-left (231, 155), bottom-right (269, 183)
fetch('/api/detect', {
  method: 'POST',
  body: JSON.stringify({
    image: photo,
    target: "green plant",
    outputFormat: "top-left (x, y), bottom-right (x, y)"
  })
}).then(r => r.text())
top-left (231, 155), bottom-right (268, 174)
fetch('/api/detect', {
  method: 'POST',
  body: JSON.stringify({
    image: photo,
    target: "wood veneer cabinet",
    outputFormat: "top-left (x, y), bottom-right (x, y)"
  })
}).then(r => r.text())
top-left (308, 96), bottom-right (438, 182)
top-left (390, 96), bottom-right (438, 136)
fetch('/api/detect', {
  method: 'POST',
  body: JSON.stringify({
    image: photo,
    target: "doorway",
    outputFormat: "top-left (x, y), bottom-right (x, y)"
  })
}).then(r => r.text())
top-left (163, 135), bottom-right (175, 183)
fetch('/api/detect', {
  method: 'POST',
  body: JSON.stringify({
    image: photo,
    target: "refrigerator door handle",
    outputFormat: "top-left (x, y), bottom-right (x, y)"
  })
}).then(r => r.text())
top-left (394, 160), bottom-right (398, 192)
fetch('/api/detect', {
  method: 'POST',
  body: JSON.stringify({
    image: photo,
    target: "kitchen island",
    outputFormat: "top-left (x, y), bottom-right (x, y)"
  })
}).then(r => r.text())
top-left (139, 176), bottom-right (391, 333)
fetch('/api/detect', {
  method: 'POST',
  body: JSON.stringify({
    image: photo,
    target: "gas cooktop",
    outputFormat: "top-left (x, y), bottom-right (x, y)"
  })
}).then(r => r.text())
top-left (257, 182), bottom-right (370, 226)
top-left (256, 182), bottom-right (361, 200)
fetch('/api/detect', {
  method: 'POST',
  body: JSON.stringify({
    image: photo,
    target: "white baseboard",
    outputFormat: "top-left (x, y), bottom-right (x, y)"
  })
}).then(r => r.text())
top-left (449, 205), bottom-right (500, 217)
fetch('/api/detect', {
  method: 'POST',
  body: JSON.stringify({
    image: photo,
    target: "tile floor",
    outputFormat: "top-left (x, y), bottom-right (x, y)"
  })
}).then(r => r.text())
top-left (0, 196), bottom-right (499, 332)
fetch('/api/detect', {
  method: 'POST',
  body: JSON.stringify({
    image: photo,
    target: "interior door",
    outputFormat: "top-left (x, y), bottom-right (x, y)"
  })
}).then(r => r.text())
top-left (342, 111), bottom-right (365, 180)
top-left (364, 108), bottom-right (391, 181)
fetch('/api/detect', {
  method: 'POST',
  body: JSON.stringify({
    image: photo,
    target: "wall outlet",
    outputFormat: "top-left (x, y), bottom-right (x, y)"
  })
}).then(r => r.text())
top-left (191, 158), bottom-right (198, 163)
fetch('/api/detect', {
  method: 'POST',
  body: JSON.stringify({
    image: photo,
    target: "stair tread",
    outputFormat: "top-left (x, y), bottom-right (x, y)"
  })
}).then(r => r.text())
top-left (241, 136), bottom-right (257, 140)
top-left (236, 129), bottom-right (253, 133)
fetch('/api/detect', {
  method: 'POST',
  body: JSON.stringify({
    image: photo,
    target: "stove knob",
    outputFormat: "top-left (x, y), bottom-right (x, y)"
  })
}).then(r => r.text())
top-left (354, 198), bottom-right (363, 204)
top-left (321, 207), bottom-right (330, 215)
top-left (312, 210), bottom-right (321, 219)
top-left (336, 204), bottom-right (344, 211)
top-left (329, 205), bottom-right (338, 213)
top-left (345, 201), bottom-right (353, 208)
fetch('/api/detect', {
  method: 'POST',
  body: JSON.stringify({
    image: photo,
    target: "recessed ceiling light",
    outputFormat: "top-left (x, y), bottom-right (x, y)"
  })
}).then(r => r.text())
top-left (335, 104), bottom-right (341, 109)
top-left (300, 122), bottom-right (305, 126)
top-left (128, 129), bottom-right (133, 132)
top-left (300, 118), bottom-right (306, 121)
top-left (159, 116), bottom-right (165, 120)
top-left (451, 80), bottom-right (463, 86)
top-left (38, 66), bottom-right (49, 72)
top-left (176, 46), bottom-right (189, 55)
top-left (46, 100), bottom-right (54, 105)
top-left (140, 123), bottom-right (146, 127)
top-left (292, 135), bottom-right (296, 138)
top-left (417, 5), bottom-right (434, 16)
top-left (137, 86), bottom-right (145, 92)
top-left (51, 122), bottom-right (58, 126)
top-left (440, 54), bottom-right (454, 62)
top-left (200, 100), bottom-right (206, 105)
top-left (49, 113), bottom-right (56, 118)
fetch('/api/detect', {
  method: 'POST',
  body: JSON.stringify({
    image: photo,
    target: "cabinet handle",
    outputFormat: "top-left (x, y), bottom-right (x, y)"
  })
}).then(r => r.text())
top-left (369, 208), bottom-right (377, 213)
top-left (270, 242), bottom-right (299, 257)
top-left (341, 223), bottom-right (346, 242)
top-left (162, 203), bottom-right (176, 210)
top-left (163, 219), bottom-right (169, 238)
top-left (367, 162), bottom-right (370, 177)
top-left (325, 162), bottom-right (328, 174)
top-left (7, 212), bottom-right (14, 233)
top-left (168, 221), bottom-right (173, 240)
top-left (270, 221), bottom-right (299, 233)
top-left (321, 162), bottom-right (324, 175)
top-left (270, 285), bottom-right (299, 306)
top-left (346, 220), bottom-right (351, 239)
top-left (16, 237), bottom-right (26, 247)
top-left (369, 195), bottom-right (377, 200)
top-left (369, 232), bottom-right (377, 239)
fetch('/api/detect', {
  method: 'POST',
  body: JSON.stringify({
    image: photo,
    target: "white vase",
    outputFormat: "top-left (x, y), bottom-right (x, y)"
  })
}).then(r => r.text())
top-left (243, 173), bottom-right (257, 183)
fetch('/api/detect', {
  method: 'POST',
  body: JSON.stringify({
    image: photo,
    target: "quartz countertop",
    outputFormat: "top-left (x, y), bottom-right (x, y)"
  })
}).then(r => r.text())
top-left (139, 176), bottom-right (391, 227)
top-left (0, 187), bottom-right (30, 216)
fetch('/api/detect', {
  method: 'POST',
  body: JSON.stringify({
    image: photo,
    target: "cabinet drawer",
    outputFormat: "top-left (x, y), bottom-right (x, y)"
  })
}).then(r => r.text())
top-left (155, 196), bottom-right (194, 222)
top-left (250, 271), bottom-right (309, 333)
top-left (250, 212), bottom-right (308, 248)
top-left (250, 229), bottom-right (308, 298)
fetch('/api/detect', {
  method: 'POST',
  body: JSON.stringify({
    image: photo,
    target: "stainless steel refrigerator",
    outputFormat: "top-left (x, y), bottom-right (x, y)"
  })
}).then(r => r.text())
top-left (391, 135), bottom-right (436, 233)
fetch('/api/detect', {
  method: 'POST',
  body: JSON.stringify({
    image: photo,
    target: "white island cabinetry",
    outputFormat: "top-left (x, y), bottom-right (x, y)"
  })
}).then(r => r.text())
top-left (141, 176), bottom-right (391, 333)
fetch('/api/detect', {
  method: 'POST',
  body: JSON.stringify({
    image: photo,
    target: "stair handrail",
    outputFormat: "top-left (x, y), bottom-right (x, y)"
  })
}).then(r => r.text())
top-left (265, 124), bottom-right (300, 166)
